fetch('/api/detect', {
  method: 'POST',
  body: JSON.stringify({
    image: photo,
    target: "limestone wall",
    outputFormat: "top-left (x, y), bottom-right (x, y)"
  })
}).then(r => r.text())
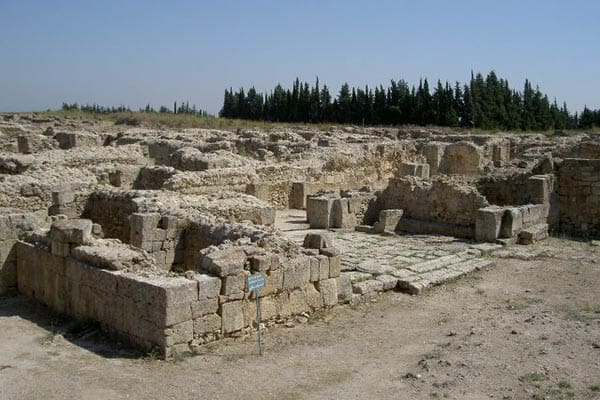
top-left (477, 172), bottom-right (532, 206)
top-left (379, 177), bottom-right (489, 236)
top-left (558, 158), bottom-right (600, 238)
top-left (133, 166), bottom-right (178, 190)
top-left (14, 227), bottom-right (344, 358)
top-left (0, 210), bottom-right (46, 293)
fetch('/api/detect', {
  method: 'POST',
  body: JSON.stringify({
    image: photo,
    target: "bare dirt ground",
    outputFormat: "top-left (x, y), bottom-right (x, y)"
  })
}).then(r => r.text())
top-left (1, 238), bottom-right (599, 400)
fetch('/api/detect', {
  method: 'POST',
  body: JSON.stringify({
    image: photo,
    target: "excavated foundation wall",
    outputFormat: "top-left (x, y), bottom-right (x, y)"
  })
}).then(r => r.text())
top-left (378, 177), bottom-right (489, 237)
top-left (13, 216), bottom-right (346, 358)
top-left (559, 158), bottom-right (600, 238)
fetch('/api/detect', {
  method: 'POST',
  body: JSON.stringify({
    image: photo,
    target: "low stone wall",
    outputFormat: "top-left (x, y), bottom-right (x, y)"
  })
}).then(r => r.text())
top-left (477, 171), bottom-right (532, 206)
top-left (475, 203), bottom-right (549, 243)
top-left (14, 227), bottom-right (344, 358)
top-left (379, 177), bottom-right (489, 234)
top-left (0, 210), bottom-right (45, 294)
top-left (559, 158), bottom-right (600, 238)
top-left (306, 190), bottom-right (378, 229)
top-left (133, 166), bottom-right (178, 190)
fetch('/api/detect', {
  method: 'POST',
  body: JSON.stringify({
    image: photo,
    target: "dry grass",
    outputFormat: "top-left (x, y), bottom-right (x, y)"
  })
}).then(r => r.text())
top-left (35, 110), bottom-right (337, 131)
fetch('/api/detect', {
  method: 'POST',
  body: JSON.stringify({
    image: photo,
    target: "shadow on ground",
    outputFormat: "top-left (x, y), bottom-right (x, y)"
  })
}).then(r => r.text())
top-left (0, 293), bottom-right (143, 360)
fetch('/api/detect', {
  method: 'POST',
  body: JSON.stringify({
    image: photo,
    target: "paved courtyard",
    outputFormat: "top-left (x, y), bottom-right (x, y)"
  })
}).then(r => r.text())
top-left (276, 209), bottom-right (498, 295)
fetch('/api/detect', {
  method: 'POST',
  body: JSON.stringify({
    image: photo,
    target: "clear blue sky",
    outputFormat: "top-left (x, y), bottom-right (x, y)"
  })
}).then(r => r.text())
top-left (1, 0), bottom-right (598, 114)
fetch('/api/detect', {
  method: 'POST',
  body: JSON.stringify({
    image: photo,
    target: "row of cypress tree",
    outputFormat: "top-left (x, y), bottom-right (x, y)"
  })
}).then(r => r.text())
top-left (220, 71), bottom-right (600, 130)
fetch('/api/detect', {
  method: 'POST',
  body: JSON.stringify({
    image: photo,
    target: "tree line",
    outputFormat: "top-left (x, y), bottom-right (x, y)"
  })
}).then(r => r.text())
top-left (220, 71), bottom-right (600, 130)
top-left (61, 101), bottom-right (212, 117)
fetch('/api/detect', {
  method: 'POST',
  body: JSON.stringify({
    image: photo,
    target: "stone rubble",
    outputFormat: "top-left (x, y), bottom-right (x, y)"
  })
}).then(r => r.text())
top-left (0, 113), bottom-right (598, 357)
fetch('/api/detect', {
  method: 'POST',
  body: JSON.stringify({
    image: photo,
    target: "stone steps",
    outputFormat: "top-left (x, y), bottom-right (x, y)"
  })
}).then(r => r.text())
top-left (397, 258), bottom-right (496, 295)
top-left (347, 250), bottom-right (496, 298)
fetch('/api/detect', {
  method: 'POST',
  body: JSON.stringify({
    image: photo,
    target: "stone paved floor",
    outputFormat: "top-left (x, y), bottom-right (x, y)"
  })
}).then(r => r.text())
top-left (276, 209), bottom-right (498, 296)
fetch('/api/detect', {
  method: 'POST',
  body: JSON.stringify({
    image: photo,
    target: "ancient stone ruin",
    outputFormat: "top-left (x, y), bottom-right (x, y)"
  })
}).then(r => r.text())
top-left (1, 114), bottom-right (598, 357)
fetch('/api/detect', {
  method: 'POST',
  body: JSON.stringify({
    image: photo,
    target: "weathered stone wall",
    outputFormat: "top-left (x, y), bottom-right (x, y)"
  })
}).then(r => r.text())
top-left (558, 158), bottom-right (600, 238)
top-left (379, 177), bottom-right (489, 235)
top-left (133, 166), bottom-right (178, 190)
top-left (54, 132), bottom-right (99, 149)
top-left (439, 142), bottom-right (484, 175)
top-left (14, 225), bottom-right (344, 357)
top-left (306, 190), bottom-right (378, 229)
top-left (477, 172), bottom-right (532, 206)
top-left (0, 210), bottom-right (46, 293)
top-left (82, 190), bottom-right (141, 242)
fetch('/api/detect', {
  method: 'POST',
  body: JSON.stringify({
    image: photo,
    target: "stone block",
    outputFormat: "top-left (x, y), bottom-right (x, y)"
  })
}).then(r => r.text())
top-left (304, 283), bottom-right (323, 309)
top-left (130, 213), bottom-right (161, 246)
top-left (221, 272), bottom-right (246, 296)
top-left (260, 296), bottom-right (278, 320)
top-left (290, 182), bottom-right (307, 209)
top-left (162, 303), bottom-right (193, 327)
top-left (288, 289), bottom-right (309, 315)
top-left (518, 224), bottom-right (548, 245)
top-left (201, 247), bottom-right (246, 277)
top-left (376, 274), bottom-right (399, 291)
top-left (283, 257), bottom-right (310, 290)
top-left (141, 276), bottom-right (198, 309)
top-left (245, 182), bottom-right (271, 202)
top-left (0, 253), bottom-right (16, 295)
top-left (191, 298), bottom-right (219, 318)
top-left (336, 274), bottom-right (353, 302)
top-left (306, 196), bottom-right (334, 229)
top-left (331, 198), bottom-right (356, 228)
top-left (500, 207), bottom-right (523, 238)
top-left (440, 141), bottom-right (483, 175)
top-left (220, 300), bottom-right (244, 334)
top-left (263, 269), bottom-right (283, 296)
top-left (49, 219), bottom-right (93, 245)
top-left (193, 314), bottom-right (221, 335)
top-left (193, 273), bottom-right (221, 299)
top-left (352, 279), bottom-right (384, 295)
top-left (309, 257), bottom-right (320, 282)
top-left (52, 190), bottom-right (75, 206)
top-left (249, 254), bottom-right (270, 272)
top-left (219, 293), bottom-right (244, 303)
top-left (527, 175), bottom-right (552, 204)
top-left (48, 205), bottom-right (78, 218)
top-left (164, 320), bottom-right (193, 347)
top-left (51, 240), bottom-right (71, 257)
top-left (303, 232), bottom-right (333, 250)
top-left (373, 209), bottom-right (403, 233)
top-left (328, 255), bottom-right (341, 278)
top-left (319, 247), bottom-right (341, 257)
top-left (521, 204), bottom-right (548, 226)
top-left (423, 142), bottom-right (447, 176)
top-left (317, 255), bottom-right (329, 281)
top-left (475, 206), bottom-right (505, 242)
top-left (316, 278), bottom-right (338, 306)
top-left (397, 162), bottom-right (430, 179)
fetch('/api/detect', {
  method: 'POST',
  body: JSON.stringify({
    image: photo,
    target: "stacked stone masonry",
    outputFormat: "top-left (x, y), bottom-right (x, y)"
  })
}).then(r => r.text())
top-left (2, 114), bottom-right (600, 359)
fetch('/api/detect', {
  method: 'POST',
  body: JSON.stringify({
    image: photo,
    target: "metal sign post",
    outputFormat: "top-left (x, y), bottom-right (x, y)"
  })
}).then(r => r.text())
top-left (247, 273), bottom-right (265, 355)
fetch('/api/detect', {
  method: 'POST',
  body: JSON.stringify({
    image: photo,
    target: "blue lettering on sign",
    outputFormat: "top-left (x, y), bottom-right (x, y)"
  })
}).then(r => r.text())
top-left (247, 274), bottom-right (265, 291)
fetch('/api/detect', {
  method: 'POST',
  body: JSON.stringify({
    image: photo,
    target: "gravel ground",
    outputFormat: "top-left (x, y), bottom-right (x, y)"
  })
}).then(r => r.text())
top-left (0, 237), bottom-right (599, 400)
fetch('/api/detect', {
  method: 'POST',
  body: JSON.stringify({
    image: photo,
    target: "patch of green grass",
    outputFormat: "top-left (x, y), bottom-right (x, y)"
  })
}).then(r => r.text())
top-left (558, 380), bottom-right (572, 389)
top-left (142, 349), bottom-right (161, 362)
top-left (590, 384), bottom-right (600, 392)
top-left (170, 350), bottom-right (193, 363)
top-left (558, 303), bottom-right (600, 322)
top-left (520, 372), bottom-right (546, 388)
